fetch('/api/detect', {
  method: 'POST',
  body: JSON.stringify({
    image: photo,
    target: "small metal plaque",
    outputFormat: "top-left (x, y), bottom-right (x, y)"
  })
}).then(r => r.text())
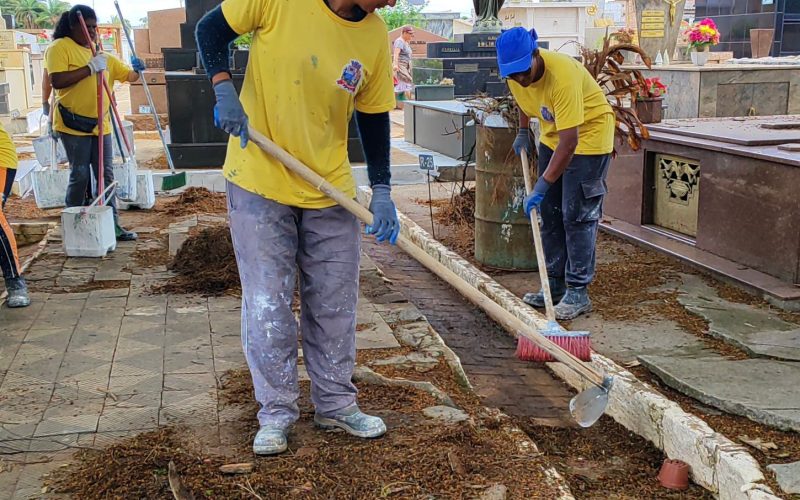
top-left (455, 63), bottom-right (479, 73)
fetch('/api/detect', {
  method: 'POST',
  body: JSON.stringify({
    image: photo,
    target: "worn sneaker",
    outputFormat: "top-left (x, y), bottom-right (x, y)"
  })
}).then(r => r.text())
top-left (252, 425), bottom-right (288, 455)
top-left (523, 277), bottom-right (566, 308)
top-left (115, 225), bottom-right (138, 242)
top-left (314, 405), bottom-right (387, 438)
top-left (554, 286), bottom-right (592, 321)
top-left (4, 277), bottom-right (31, 308)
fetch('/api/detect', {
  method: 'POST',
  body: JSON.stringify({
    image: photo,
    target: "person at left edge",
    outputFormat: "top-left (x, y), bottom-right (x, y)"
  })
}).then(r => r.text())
top-left (196, 0), bottom-right (401, 456)
top-left (45, 5), bottom-right (145, 242)
top-left (0, 122), bottom-right (31, 308)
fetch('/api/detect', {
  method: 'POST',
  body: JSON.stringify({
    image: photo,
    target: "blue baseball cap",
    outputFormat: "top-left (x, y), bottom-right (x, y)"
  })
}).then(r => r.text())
top-left (496, 27), bottom-right (538, 78)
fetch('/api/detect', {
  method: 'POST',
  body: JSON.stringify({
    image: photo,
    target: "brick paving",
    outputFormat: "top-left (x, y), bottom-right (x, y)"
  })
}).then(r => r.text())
top-left (363, 238), bottom-right (575, 428)
top-left (0, 230), bottom-right (400, 499)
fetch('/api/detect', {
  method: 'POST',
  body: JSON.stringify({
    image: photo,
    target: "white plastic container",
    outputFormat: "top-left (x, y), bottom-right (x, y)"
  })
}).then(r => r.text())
top-left (32, 168), bottom-right (70, 209)
top-left (118, 170), bottom-right (155, 210)
top-left (113, 158), bottom-right (138, 202)
top-left (61, 182), bottom-right (118, 258)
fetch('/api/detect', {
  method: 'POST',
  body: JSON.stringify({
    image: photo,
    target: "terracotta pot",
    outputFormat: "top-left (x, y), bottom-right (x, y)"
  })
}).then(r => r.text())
top-left (635, 97), bottom-right (664, 124)
top-left (658, 459), bottom-right (690, 490)
top-left (750, 28), bottom-right (774, 59)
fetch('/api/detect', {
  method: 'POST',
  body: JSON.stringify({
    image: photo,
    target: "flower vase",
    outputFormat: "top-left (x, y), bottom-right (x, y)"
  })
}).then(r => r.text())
top-left (691, 46), bottom-right (710, 66)
top-left (635, 97), bottom-right (664, 124)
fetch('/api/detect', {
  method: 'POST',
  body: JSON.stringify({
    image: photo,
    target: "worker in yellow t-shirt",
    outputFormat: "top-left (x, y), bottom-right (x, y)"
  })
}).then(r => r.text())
top-left (497, 27), bottom-right (614, 321)
top-left (45, 5), bottom-right (143, 241)
top-left (0, 123), bottom-right (30, 308)
top-left (196, 0), bottom-right (399, 455)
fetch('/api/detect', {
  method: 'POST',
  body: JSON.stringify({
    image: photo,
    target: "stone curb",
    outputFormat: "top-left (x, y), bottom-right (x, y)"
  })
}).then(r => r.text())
top-left (360, 252), bottom-right (574, 499)
top-left (357, 187), bottom-right (779, 500)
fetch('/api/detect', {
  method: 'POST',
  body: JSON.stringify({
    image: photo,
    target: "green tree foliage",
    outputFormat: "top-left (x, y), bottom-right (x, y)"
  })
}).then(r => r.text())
top-left (377, 0), bottom-right (425, 32)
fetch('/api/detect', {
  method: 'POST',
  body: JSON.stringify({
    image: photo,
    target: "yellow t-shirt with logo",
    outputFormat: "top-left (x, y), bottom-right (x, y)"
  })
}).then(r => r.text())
top-left (0, 123), bottom-right (18, 169)
top-left (221, 0), bottom-right (396, 208)
top-left (509, 49), bottom-right (614, 155)
top-left (45, 37), bottom-right (131, 137)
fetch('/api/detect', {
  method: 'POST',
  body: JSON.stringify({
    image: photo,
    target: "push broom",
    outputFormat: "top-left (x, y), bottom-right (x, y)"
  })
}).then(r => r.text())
top-left (113, 0), bottom-right (187, 191)
top-left (516, 150), bottom-right (592, 362)
top-left (245, 124), bottom-right (613, 427)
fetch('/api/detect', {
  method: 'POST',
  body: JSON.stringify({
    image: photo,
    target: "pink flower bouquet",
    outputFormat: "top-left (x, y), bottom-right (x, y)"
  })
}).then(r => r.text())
top-left (685, 18), bottom-right (720, 51)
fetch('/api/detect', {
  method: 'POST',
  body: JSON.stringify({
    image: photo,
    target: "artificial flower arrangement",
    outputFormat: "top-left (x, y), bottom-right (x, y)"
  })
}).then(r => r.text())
top-left (685, 18), bottom-right (720, 51)
top-left (639, 77), bottom-right (667, 99)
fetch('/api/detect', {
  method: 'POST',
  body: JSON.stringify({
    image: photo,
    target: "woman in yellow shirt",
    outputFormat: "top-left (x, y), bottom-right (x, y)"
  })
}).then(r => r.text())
top-left (497, 27), bottom-right (614, 321)
top-left (46, 5), bottom-right (143, 241)
top-left (0, 123), bottom-right (30, 308)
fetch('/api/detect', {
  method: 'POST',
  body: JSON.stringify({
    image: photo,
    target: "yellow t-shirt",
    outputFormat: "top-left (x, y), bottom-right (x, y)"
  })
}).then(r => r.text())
top-left (509, 49), bottom-right (614, 155)
top-left (45, 37), bottom-right (130, 137)
top-left (221, 0), bottom-right (396, 208)
top-left (0, 123), bottom-right (18, 169)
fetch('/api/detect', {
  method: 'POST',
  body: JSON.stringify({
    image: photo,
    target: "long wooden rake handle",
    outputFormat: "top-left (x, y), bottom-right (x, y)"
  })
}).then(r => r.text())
top-left (520, 150), bottom-right (556, 322)
top-left (247, 125), bottom-right (606, 388)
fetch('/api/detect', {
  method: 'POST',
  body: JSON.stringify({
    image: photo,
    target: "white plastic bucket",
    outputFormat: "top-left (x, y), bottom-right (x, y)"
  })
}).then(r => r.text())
top-left (113, 158), bottom-right (138, 202)
top-left (61, 206), bottom-right (117, 257)
top-left (32, 135), bottom-right (68, 167)
top-left (61, 182), bottom-right (118, 258)
top-left (32, 169), bottom-right (70, 209)
top-left (118, 170), bottom-right (155, 210)
top-left (112, 120), bottom-right (135, 159)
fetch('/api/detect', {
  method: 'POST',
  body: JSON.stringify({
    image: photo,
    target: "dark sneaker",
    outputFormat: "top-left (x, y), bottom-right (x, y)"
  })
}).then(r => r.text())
top-left (115, 225), bottom-right (138, 242)
top-left (5, 277), bottom-right (31, 308)
top-left (523, 277), bottom-right (566, 308)
top-left (314, 405), bottom-right (387, 438)
top-left (554, 286), bottom-right (592, 320)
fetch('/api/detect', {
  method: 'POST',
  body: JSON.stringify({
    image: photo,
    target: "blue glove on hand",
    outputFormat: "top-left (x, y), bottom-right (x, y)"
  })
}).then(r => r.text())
top-left (130, 56), bottom-right (146, 73)
top-left (213, 80), bottom-right (249, 149)
top-left (366, 184), bottom-right (400, 245)
top-left (524, 176), bottom-right (552, 217)
top-left (512, 128), bottom-right (532, 156)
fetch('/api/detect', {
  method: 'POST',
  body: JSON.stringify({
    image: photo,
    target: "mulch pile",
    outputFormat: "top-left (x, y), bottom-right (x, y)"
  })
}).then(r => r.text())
top-left (2, 196), bottom-right (59, 221)
top-left (51, 368), bottom-right (558, 499)
top-left (161, 225), bottom-right (241, 296)
top-left (419, 186), bottom-right (476, 260)
top-left (157, 187), bottom-right (228, 217)
top-left (524, 418), bottom-right (712, 499)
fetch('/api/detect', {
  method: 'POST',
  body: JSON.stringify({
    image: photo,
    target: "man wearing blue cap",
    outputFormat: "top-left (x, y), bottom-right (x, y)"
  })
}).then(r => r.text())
top-left (496, 27), bottom-right (614, 320)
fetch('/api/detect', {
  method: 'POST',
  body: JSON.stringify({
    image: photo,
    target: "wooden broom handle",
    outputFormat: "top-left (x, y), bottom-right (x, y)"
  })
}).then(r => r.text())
top-left (520, 150), bottom-right (556, 323)
top-left (247, 126), bottom-right (605, 387)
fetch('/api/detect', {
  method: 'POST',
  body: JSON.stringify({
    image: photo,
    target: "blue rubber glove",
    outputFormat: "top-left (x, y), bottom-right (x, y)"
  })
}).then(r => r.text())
top-left (524, 176), bottom-right (552, 217)
top-left (366, 184), bottom-right (400, 245)
top-left (130, 56), bottom-right (146, 73)
top-left (212, 79), bottom-right (249, 149)
top-left (512, 128), bottom-right (532, 156)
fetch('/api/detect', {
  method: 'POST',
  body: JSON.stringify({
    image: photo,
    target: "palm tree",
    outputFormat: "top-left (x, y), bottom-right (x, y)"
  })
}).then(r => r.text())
top-left (36, 0), bottom-right (69, 29)
top-left (13, 0), bottom-right (45, 29)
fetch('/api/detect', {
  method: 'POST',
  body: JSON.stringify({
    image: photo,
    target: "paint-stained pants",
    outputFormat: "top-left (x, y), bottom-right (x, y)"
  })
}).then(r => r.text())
top-left (60, 133), bottom-right (117, 215)
top-left (0, 167), bottom-right (20, 280)
top-left (538, 144), bottom-right (611, 288)
top-left (227, 181), bottom-right (360, 428)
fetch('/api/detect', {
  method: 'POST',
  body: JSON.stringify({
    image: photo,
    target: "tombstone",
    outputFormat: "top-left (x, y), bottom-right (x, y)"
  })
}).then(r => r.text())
top-left (635, 0), bottom-right (685, 61)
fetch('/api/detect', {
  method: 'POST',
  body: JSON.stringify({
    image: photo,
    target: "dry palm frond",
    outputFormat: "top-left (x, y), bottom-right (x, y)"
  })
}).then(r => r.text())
top-left (580, 37), bottom-right (653, 154)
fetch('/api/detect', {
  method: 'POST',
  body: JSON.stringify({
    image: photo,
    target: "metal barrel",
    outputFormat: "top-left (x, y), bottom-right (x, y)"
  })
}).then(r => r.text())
top-left (474, 123), bottom-right (537, 271)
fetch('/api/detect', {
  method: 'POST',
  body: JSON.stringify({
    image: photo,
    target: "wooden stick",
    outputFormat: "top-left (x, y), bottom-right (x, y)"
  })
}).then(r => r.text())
top-left (247, 126), bottom-right (605, 387)
top-left (520, 150), bottom-right (556, 322)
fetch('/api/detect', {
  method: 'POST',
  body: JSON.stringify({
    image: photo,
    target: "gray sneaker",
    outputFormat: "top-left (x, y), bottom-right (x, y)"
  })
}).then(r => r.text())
top-left (554, 286), bottom-right (592, 320)
top-left (4, 277), bottom-right (30, 308)
top-left (522, 277), bottom-right (566, 308)
top-left (314, 405), bottom-right (387, 438)
top-left (252, 425), bottom-right (288, 455)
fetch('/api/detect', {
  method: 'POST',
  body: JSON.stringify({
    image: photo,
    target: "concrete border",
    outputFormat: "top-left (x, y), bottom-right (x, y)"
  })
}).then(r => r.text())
top-left (357, 187), bottom-right (780, 500)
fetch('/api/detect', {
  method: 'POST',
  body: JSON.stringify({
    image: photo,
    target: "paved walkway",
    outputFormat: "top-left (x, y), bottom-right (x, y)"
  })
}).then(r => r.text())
top-left (0, 231), bottom-right (401, 499)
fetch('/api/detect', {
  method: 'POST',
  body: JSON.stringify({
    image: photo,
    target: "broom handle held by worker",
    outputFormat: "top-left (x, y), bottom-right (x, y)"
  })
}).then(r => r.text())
top-left (246, 124), bottom-right (606, 388)
top-left (76, 12), bottom-right (134, 159)
top-left (521, 150), bottom-right (556, 323)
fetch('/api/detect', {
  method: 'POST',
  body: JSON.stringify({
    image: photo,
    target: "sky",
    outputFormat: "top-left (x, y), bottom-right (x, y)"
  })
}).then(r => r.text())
top-left (67, 0), bottom-right (473, 25)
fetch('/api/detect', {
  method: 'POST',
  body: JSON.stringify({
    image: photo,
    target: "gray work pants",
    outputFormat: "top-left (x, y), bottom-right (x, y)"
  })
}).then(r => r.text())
top-left (538, 144), bottom-right (611, 287)
top-left (226, 181), bottom-right (360, 428)
top-left (60, 132), bottom-right (117, 215)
